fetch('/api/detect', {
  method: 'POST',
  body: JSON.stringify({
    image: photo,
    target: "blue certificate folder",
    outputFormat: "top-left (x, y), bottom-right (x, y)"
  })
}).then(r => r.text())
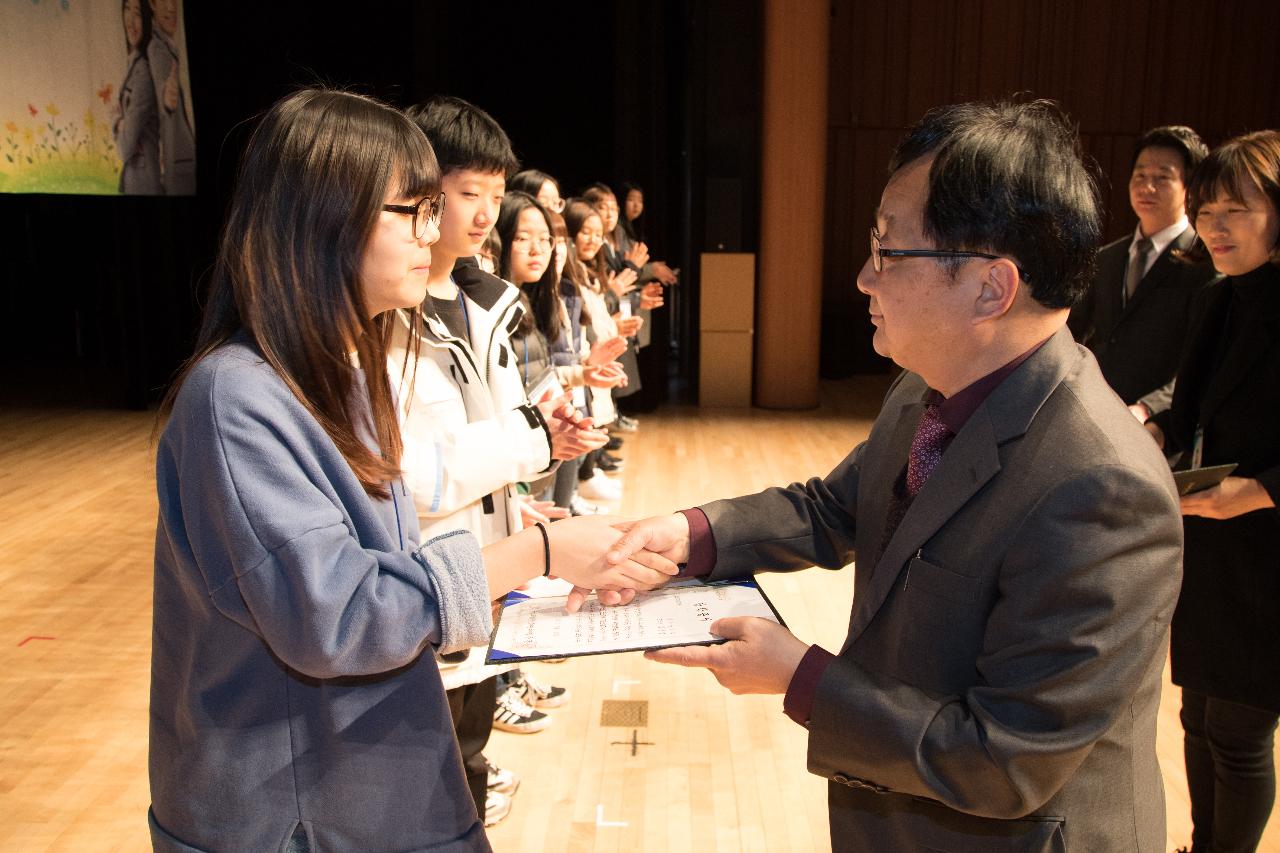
top-left (485, 577), bottom-right (786, 664)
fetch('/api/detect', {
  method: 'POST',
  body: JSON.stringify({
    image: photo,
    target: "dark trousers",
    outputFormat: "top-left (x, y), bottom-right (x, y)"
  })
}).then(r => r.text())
top-left (446, 676), bottom-right (498, 814)
top-left (550, 456), bottom-right (580, 508)
top-left (578, 448), bottom-right (601, 481)
top-left (1181, 688), bottom-right (1279, 852)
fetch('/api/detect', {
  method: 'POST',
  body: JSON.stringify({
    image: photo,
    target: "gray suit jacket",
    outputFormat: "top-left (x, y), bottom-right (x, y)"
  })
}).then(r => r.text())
top-left (700, 326), bottom-right (1182, 852)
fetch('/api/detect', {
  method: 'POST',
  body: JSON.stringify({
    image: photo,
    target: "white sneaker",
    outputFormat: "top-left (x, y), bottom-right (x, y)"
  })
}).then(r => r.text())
top-left (516, 672), bottom-right (570, 709)
top-left (484, 790), bottom-right (512, 826)
top-left (579, 471), bottom-right (622, 502)
top-left (486, 759), bottom-right (520, 796)
top-left (493, 687), bottom-right (552, 734)
top-left (569, 496), bottom-right (602, 516)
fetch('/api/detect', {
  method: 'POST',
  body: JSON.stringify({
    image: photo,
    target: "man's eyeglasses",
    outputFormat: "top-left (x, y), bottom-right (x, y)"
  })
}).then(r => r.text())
top-left (384, 192), bottom-right (446, 240)
top-left (870, 226), bottom-right (1030, 281)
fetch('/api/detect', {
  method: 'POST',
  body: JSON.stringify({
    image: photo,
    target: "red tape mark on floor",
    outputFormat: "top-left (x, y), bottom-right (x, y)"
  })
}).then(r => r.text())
top-left (18, 636), bottom-right (56, 647)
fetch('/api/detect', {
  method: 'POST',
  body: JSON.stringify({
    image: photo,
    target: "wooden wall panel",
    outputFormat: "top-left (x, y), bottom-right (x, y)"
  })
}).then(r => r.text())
top-left (822, 0), bottom-right (1280, 375)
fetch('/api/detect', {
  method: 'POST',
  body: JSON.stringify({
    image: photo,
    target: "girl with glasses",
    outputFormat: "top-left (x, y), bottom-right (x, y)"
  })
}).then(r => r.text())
top-left (149, 88), bottom-right (670, 853)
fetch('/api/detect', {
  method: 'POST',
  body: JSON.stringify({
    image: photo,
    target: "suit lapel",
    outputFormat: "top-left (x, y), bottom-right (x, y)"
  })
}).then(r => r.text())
top-left (842, 327), bottom-right (1080, 649)
top-left (845, 415), bottom-right (1002, 644)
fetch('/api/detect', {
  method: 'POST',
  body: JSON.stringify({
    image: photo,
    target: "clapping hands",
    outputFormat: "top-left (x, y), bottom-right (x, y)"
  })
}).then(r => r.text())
top-left (534, 390), bottom-right (608, 460)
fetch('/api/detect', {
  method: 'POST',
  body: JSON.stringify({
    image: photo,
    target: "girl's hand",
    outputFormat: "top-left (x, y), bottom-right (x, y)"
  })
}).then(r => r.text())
top-left (587, 336), bottom-right (627, 366)
top-left (1181, 476), bottom-right (1275, 519)
top-left (625, 241), bottom-right (649, 268)
top-left (614, 315), bottom-right (643, 337)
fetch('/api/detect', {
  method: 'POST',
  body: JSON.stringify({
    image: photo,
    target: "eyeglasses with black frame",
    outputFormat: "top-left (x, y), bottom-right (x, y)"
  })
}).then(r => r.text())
top-left (870, 226), bottom-right (1030, 281)
top-left (383, 192), bottom-right (446, 240)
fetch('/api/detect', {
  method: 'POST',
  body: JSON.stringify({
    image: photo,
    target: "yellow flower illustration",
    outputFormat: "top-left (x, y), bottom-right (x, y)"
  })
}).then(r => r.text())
top-left (46, 103), bottom-right (60, 116)
top-left (23, 127), bottom-right (34, 144)
top-left (5, 121), bottom-right (17, 133)
top-left (84, 110), bottom-right (95, 129)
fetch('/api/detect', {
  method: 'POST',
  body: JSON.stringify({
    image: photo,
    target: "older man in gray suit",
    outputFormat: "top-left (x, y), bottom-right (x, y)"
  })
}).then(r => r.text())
top-left (610, 101), bottom-right (1183, 851)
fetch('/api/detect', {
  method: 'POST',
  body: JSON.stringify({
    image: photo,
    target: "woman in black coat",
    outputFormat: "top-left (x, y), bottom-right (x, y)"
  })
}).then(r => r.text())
top-left (1152, 130), bottom-right (1280, 853)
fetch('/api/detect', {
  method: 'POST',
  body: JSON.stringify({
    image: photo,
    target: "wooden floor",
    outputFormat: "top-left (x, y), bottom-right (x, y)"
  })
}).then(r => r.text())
top-left (0, 378), bottom-right (1277, 852)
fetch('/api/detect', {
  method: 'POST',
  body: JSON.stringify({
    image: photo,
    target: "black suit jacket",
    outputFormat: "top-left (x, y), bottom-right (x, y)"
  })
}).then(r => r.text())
top-left (1069, 226), bottom-right (1217, 412)
top-left (700, 327), bottom-right (1183, 851)
top-left (1158, 264), bottom-right (1280, 711)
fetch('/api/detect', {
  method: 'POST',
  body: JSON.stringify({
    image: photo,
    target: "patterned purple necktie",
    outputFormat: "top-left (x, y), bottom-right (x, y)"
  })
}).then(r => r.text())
top-left (906, 403), bottom-right (949, 497)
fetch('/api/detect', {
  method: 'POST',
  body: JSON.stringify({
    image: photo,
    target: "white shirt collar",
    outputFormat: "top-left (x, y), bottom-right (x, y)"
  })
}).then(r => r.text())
top-left (1131, 215), bottom-right (1189, 260)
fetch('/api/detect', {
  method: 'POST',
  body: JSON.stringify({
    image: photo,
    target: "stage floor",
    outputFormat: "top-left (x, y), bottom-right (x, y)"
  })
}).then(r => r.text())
top-left (1, 377), bottom-right (1276, 852)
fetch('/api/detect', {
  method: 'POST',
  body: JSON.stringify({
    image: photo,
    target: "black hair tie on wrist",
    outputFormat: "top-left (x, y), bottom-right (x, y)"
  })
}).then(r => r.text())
top-left (534, 521), bottom-right (551, 578)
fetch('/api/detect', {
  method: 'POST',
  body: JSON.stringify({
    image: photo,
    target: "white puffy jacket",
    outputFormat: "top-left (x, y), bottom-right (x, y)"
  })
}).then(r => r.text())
top-left (390, 260), bottom-right (554, 547)
top-left (389, 260), bottom-right (556, 688)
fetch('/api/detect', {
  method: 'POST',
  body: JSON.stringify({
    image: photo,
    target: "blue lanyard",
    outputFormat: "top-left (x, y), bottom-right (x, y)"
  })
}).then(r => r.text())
top-left (456, 288), bottom-right (470, 332)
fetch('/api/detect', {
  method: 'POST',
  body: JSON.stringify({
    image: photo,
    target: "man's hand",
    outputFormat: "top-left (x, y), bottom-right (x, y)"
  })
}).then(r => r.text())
top-left (607, 513), bottom-right (692, 566)
top-left (1181, 476), bottom-right (1275, 519)
top-left (645, 617), bottom-right (809, 695)
top-left (1127, 402), bottom-right (1151, 423)
top-left (1145, 419), bottom-right (1165, 449)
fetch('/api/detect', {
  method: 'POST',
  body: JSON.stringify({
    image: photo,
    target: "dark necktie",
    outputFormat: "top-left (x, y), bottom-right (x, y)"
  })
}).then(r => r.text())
top-left (1123, 237), bottom-right (1153, 306)
top-left (880, 402), bottom-right (951, 555)
top-left (907, 402), bottom-right (949, 497)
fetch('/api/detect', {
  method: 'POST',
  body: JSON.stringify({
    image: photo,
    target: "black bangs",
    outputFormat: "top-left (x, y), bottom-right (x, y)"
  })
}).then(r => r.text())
top-left (393, 116), bottom-right (442, 201)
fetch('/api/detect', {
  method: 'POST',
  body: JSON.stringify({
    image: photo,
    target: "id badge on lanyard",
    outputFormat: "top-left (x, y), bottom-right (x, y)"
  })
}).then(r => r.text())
top-left (1190, 427), bottom-right (1205, 470)
top-left (572, 385), bottom-right (588, 410)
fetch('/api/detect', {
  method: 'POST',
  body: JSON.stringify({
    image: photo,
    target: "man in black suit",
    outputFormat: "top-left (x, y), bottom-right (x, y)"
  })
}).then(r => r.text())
top-left (1069, 126), bottom-right (1216, 422)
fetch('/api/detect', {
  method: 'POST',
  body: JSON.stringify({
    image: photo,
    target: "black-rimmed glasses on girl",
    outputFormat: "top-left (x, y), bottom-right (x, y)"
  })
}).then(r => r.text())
top-left (384, 192), bottom-right (446, 240)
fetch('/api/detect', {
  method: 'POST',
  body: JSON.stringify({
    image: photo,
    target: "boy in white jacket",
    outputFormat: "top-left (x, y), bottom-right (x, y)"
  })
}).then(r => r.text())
top-left (389, 96), bottom-right (605, 827)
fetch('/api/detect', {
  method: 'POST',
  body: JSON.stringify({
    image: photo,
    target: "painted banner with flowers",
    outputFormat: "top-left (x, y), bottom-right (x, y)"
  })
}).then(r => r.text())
top-left (0, 0), bottom-right (195, 195)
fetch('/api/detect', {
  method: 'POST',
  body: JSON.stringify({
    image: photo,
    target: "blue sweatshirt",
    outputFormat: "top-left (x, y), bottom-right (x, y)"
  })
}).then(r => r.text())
top-left (149, 339), bottom-right (492, 852)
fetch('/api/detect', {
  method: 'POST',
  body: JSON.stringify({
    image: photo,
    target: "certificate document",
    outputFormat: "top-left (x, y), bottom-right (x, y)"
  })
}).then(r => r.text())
top-left (485, 578), bottom-right (785, 663)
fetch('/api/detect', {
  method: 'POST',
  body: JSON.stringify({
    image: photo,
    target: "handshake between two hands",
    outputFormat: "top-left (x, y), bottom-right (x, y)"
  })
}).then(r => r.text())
top-left (532, 512), bottom-right (809, 695)
top-left (538, 512), bottom-right (691, 614)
